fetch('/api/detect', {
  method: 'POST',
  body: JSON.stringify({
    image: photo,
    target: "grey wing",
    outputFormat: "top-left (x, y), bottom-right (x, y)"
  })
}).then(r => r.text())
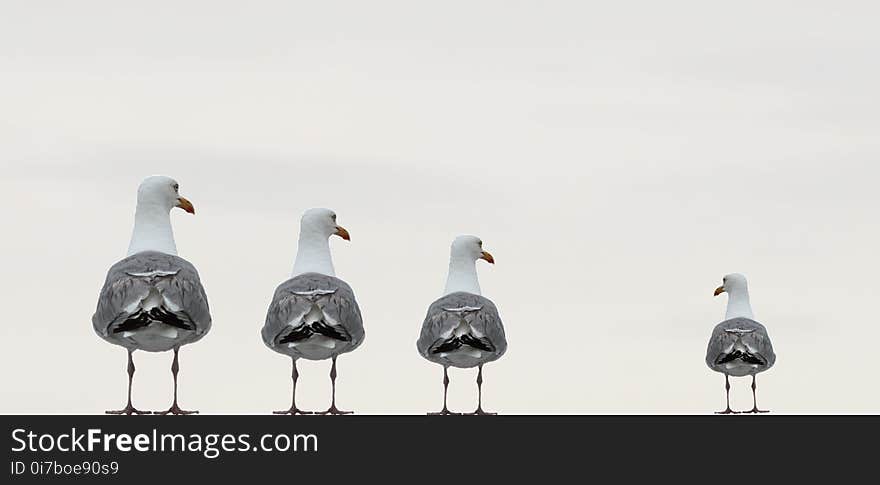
top-left (260, 282), bottom-right (311, 348)
top-left (92, 251), bottom-right (212, 345)
top-left (466, 298), bottom-right (508, 358)
top-left (319, 278), bottom-right (365, 348)
top-left (706, 325), bottom-right (733, 367)
top-left (262, 273), bottom-right (364, 353)
top-left (93, 264), bottom-right (153, 338)
top-left (156, 257), bottom-right (212, 337)
top-left (262, 285), bottom-right (313, 350)
top-left (739, 324), bottom-right (776, 369)
top-left (417, 301), bottom-right (457, 357)
top-left (705, 318), bottom-right (775, 369)
top-left (417, 292), bottom-right (507, 361)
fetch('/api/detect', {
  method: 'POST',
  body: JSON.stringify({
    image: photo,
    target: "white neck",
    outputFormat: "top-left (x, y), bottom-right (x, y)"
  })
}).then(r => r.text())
top-left (292, 232), bottom-right (335, 277)
top-left (725, 288), bottom-right (754, 320)
top-left (127, 203), bottom-right (177, 256)
top-left (443, 255), bottom-right (481, 295)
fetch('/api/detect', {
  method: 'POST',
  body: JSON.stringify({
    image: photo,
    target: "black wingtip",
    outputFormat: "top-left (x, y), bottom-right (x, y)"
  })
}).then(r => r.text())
top-left (431, 338), bottom-right (463, 354)
top-left (279, 325), bottom-right (313, 344)
top-left (714, 350), bottom-right (766, 366)
top-left (147, 308), bottom-right (195, 331)
top-left (461, 334), bottom-right (496, 352)
top-left (279, 320), bottom-right (352, 344)
top-left (112, 308), bottom-right (195, 334)
top-left (311, 321), bottom-right (352, 342)
top-left (431, 334), bottom-right (496, 354)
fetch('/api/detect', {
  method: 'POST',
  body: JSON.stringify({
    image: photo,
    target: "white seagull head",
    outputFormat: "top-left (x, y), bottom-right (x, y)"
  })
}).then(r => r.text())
top-left (714, 273), bottom-right (748, 297)
top-left (300, 208), bottom-right (350, 241)
top-left (137, 175), bottom-right (194, 215)
top-left (450, 235), bottom-right (494, 265)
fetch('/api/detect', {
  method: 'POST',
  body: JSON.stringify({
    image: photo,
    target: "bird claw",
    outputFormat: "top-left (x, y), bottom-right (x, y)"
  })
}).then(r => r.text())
top-left (154, 404), bottom-right (198, 415)
top-left (464, 408), bottom-right (497, 416)
top-left (428, 408), bottom-right (462, 416)
top-left (316, 406), bottom-right (353, 415)
top-left (105, 405), bottom-right (151, 415)
top-left (743, 408), bottom-right (770, 414)
top-left (272, 408), bottom-right (314, 415)
top-left (715, 408), bottom-right (741, 415)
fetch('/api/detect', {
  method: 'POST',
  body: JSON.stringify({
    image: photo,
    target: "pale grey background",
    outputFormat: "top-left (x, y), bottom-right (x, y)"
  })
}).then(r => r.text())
top-left (1, 1), bottom-right (878, 413)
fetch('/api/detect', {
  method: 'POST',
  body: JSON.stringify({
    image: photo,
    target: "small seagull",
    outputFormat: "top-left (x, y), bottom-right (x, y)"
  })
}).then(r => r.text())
top-left (262, 208), bottom-right (364, 415)
top-left (417, 235), bottom-right (508, 415)
top-left (92, 176), bottom-right (211, 415)
top-left (705, 273), bottom-right (776, 414)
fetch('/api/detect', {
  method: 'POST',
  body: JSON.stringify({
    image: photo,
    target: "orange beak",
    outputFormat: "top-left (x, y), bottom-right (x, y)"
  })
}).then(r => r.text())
top-left (334, 225), bottom-right (351, 241)
top-left (480, 251), bottom-right (495, 264)
top-left (714, 286), bottom-right (725, 297)
top-left (176, 196), bottom-right (195, 214)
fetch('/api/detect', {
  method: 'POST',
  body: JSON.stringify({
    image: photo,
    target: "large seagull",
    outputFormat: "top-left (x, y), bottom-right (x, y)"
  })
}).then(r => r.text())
top-left (262, 208), bottom-right (365, 415)
top-left (705, 273), bottom-right (776, 414)
top-left (417, 235), bottom-right (508, 415)
top-left (92, 176), bottom-right (211, 415)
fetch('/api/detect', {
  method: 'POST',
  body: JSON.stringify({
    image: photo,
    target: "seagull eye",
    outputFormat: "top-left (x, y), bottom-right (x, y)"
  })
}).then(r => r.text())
top-left (173, 184), bottom-right (179, 192)
top-left (331, 214), bottom-right (337, 221)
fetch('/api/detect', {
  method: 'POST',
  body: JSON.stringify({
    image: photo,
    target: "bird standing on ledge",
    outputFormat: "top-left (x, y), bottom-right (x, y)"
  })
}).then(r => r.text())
top-left (93, 176), bottom-right (211, 415)
top-left (262, 208), bottom-right (364, 415)
top-left (417, 235), bottom-right (508, 415)
top-left (705, 273), bottom-right (776, 414)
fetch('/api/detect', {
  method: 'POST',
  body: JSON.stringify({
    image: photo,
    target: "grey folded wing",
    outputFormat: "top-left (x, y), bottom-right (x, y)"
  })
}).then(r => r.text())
top-left (92, 251), bottom-right (212, 346)
top-left (417, 292), bottom-right (508, 363)
top-left (705, 317), bottom-right (776, 370)
top-left (261, 272), bottom-right (365, 355)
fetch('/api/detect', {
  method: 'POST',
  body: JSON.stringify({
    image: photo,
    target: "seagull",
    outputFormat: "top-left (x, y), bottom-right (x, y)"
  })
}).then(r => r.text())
top-left (92, 176), bottom-right (211, 415)
top-left (705, 273), bottom-right (776, 414)
top-left (417, 235), bottom-right (507, 415)
top-left (262, 208), bottom-right (364, 415)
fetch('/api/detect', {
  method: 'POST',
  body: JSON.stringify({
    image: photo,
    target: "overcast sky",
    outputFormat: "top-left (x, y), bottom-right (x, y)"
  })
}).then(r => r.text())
top-left (2, 1), bottom-right (879, 413)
